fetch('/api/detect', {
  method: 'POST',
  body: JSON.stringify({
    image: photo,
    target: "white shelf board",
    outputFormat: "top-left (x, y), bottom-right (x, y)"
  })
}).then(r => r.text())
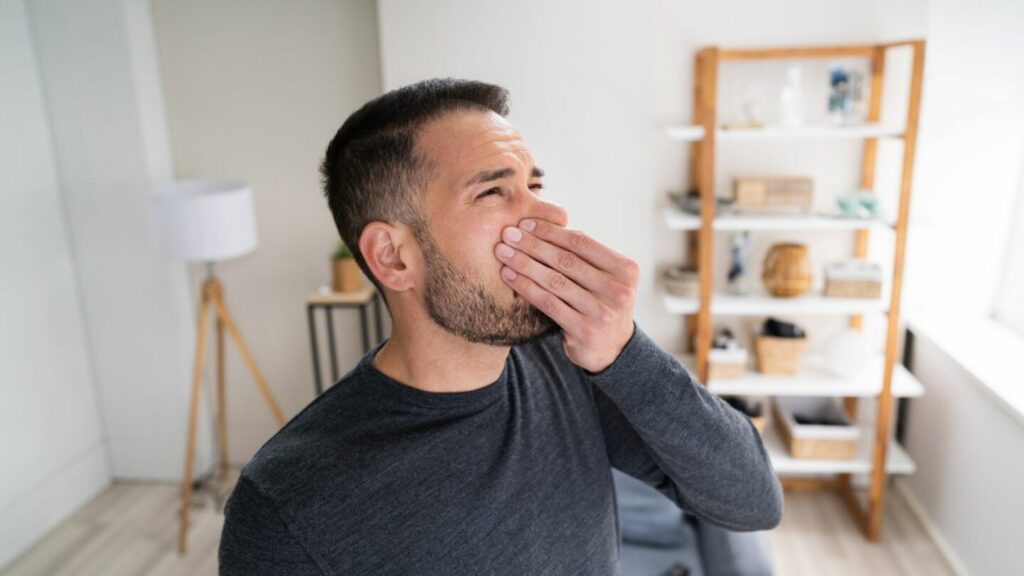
top-left (664, 123), bottom-right (904, 142)
top-left (662, 208), bottom-right (891, 231)
top-left (671, 353), bottom-right (924, 398)
top-left (662, 289), bottom-right (888, 316)
top-left (761, 423), bottom-right (916, 475)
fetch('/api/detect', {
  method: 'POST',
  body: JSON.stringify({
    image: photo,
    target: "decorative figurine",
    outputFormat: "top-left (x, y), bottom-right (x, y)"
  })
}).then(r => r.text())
top-left (828, 62), bottom-right (852, 124)
top-left (726, 231), bottom-right (751, 295)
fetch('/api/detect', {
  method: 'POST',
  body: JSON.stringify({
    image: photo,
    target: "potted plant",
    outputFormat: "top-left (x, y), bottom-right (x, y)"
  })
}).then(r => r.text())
top-left (331, 240), bottom-right (361, 293)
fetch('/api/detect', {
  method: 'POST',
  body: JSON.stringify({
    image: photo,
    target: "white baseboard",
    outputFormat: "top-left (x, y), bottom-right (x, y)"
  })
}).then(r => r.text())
top-left (894, 479), bottom-right (971, 576)
top-left (0, 442), bottom-right (112, 571)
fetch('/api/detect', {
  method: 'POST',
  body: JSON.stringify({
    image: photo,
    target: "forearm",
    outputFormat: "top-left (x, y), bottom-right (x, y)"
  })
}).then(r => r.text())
top-left (586, 321), bottom-right (783, 531)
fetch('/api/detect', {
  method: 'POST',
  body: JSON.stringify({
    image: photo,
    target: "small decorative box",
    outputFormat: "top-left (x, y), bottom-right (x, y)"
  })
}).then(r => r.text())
top-left (732, 176), bottom-right (813, 211)
top-left (708, 347), bottom-right (748, 379)
top-left (824, 260), bottom-right (882, 299)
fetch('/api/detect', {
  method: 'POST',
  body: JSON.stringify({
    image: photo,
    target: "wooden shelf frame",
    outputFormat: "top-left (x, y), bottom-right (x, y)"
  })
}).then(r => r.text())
top-left (679, 41), bottom-right (927, 542)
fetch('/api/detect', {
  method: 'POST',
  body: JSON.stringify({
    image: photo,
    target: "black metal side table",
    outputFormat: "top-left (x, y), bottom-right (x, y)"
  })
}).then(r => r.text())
top-left (306, 285), bottom-right (385, 395)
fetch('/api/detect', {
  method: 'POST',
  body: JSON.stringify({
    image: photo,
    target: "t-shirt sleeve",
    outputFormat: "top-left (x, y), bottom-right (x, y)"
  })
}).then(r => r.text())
top-left (219, 475), bottom-right (324, 575)
top-left (583, 320), bottom-right (783, 532)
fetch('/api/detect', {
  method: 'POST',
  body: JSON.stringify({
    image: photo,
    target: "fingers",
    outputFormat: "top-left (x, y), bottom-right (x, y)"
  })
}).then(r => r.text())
top-left (520, 219), bottom-right (636, 283)
top-left (498, 263), bottom-right (587, 334)
top-left (499, 225), bottom-right (614, 301)
top-left (495, 238), bottom-right (603, 317)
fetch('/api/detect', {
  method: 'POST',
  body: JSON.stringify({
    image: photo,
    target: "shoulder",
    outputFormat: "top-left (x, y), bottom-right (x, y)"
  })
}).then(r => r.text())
top-left (241, 366), bottom-right (372, 501)
top-left (220, 474), bottom-right (322, 573)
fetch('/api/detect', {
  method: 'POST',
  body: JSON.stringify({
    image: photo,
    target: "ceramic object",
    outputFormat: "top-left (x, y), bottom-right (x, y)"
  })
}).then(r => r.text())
top-left (823, 328), bottom-right (869, 378)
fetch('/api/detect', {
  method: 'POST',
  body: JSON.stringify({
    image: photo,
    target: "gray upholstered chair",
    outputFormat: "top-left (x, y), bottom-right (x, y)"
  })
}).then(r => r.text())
top-left (613, 469), bottom-right (774, 576)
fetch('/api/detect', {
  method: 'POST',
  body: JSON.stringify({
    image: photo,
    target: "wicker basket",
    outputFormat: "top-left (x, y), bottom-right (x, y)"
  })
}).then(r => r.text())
top-left (824, 260), bottom-right (882, 298)
top-left (762, 243), bottom-right (813, 297)
top-left (824, 278), bottom-right (881, 298)
top-left (773, 397), bottom-right (859, 460)
top-left (754, 335), bottom-right (806, 374)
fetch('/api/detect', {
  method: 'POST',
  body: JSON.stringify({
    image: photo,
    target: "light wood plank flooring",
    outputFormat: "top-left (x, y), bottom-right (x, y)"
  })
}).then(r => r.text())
top-left (2, 472), bottom-right (954, 576)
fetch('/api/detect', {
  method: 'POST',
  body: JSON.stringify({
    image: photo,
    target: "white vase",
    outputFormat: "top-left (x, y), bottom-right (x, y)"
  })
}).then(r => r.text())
top-left (823, 329), bottom-right (869, 378)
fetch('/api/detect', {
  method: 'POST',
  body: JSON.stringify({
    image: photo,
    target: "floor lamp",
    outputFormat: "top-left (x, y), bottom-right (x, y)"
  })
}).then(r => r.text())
top-left (151, 179), bottom-right (287, 554)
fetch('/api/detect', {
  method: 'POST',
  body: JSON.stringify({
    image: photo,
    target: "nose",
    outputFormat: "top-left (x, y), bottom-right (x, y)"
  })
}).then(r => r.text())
top-left (517, 188), bottom-right (568, 228)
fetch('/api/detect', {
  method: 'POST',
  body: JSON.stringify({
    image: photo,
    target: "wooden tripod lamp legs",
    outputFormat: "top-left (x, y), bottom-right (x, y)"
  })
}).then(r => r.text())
top-left (178, 277), bottom-right (286, 554)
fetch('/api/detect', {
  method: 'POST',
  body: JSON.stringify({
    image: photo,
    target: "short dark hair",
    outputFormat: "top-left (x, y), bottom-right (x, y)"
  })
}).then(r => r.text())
top-left (319, 77), bottom-right (511, 308)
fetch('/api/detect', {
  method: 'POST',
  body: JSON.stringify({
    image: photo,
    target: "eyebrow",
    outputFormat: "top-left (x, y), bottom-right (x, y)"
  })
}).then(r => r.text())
top-left (463, 166), bottom-right (545, 188)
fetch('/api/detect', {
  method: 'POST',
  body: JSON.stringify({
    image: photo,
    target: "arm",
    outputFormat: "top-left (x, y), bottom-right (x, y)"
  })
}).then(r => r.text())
top-left (584, 321), bottom-right (783, 532)
top-left (219, 475), bottom-right (324, 576)
top-left (492, 216), bottom-right (781, 530)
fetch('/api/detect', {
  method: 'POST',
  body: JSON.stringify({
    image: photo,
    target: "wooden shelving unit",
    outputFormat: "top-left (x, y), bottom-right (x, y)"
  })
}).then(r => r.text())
top-left (669, 41), bottom-right (926, 542)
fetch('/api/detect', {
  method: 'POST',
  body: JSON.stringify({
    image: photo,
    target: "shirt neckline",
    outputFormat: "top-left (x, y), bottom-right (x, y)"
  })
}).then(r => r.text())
top-left (358, 338), bottom-right (510, 410)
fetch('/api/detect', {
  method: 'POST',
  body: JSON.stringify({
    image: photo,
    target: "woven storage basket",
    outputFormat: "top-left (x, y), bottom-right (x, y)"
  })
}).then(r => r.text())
top-left (773, 397), bottom-right (859, 460)
top-left (824, 260), bottom-right (882, 298)
top-left (754, 335), bottom-right (806, 374)
top-left (824, 278), bottom-right (881, 298)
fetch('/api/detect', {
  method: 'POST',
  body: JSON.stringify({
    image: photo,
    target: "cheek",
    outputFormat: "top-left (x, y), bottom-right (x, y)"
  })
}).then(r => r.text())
top-left (466, 220), bottom-right (513, 276)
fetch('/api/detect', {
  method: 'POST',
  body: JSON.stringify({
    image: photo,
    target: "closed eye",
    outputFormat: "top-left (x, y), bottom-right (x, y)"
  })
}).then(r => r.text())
top-left (475, 183), bottom-right (544, 200)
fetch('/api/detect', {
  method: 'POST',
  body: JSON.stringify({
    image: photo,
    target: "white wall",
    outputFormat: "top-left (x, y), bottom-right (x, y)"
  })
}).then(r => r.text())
top-left (902, 0), bottom-right (1024, 322)
top-left (27, 0), bottom-right (211, 483)
top-left (151, 0), bottom-right (384, 463)
top-left (0, 0), bottom-right (110, 568)
top-left (897, 0), bottom-right (1024, 574)
top-left (900, 329), bottom-right (1024, 576)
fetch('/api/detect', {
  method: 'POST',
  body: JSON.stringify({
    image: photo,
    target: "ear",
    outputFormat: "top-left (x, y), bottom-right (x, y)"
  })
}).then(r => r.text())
top-left (358, 221), bottom-right (420, 293)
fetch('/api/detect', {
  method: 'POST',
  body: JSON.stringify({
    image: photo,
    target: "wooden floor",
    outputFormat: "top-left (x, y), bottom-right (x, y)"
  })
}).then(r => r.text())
top-left (2, 471), bottom-right (954, 576)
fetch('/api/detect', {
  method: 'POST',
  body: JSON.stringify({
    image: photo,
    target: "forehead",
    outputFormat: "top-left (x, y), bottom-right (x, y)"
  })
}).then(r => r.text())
top-left (416, 110), bottom-right (534, 188)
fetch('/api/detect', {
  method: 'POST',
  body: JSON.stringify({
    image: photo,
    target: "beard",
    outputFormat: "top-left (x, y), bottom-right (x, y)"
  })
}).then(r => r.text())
top-left (414, 224), bottom-right (559, 347)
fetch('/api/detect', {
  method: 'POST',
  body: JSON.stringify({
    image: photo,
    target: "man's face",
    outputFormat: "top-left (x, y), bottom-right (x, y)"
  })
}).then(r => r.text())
top-left (412, 109), bottom-right (559, 346)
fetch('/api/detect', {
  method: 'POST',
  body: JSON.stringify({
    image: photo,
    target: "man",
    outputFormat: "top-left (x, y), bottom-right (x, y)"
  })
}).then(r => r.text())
top-left (219, 78), bottom-right (782, 575)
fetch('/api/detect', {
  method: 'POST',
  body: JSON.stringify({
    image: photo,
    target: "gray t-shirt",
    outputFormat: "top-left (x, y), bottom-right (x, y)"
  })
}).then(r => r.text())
top-left (218, 322), bottom-right (782, 575)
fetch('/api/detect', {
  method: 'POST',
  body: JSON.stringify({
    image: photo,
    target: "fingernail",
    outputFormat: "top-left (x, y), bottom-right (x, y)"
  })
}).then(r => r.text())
top-left (504, 227), bottom-right (523, 243)
top-left (520, 219), bottom-right (535, 232)
top-left (502, 266), bottom-right (517, 280)
top-left (496, 243), bottom-right (515, 259)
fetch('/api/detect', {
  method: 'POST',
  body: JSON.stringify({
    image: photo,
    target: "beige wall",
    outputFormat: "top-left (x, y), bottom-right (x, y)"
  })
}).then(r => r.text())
top-left (152, 0), bottom-right (383, 463)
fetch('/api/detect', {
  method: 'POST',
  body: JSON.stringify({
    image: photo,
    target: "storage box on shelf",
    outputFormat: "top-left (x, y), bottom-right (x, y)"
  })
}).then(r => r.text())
top-left (754, 334), bottom-right (807, 374)
top-left (661, 41), bottom-right (926, 541)
top-left (824, 260), bottom-right (883, 299)
top-left (707, 347), bottom-right (748, 379)
top-left (773, 397), bottom-right (860, 460)
top-left (732, 176), bottom-right (813, 211)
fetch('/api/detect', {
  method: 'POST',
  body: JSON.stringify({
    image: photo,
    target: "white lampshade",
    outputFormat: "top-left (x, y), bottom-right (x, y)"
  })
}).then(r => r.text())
top-left (150, 179), bottom-right (258, 262)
